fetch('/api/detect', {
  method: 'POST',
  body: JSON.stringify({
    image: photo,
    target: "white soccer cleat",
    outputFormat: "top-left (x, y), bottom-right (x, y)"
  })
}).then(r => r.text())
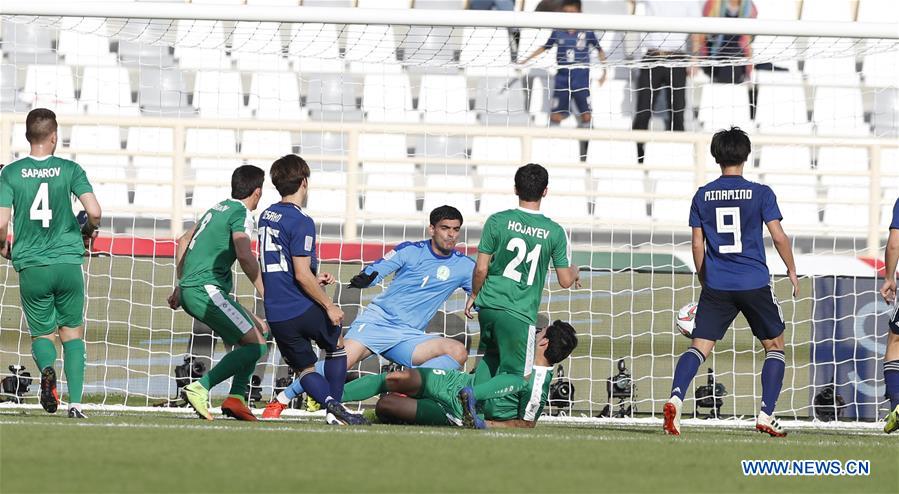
top-left (756, 411), bottom-right (787, 437)
top-left (663, 396), bottom-right (682, 436)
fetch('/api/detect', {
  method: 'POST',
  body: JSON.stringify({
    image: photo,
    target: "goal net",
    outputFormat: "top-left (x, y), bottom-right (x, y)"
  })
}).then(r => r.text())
top-left (1, 1), bottom-right (898, 429)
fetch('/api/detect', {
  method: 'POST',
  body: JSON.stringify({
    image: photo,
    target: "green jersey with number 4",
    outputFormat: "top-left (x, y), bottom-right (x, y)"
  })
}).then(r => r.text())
top-left (0, 156), bottom-right (94, 272)
top-left (476, 208), bottom-right (570, 325)
top-left (482, 366), bottom-right (554, 422)
top-left (180, 199), bottom-right (255, 293)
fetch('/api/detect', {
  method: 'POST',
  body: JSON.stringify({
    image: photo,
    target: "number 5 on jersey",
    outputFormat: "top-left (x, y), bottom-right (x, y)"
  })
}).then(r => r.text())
top-left (30, 182), bottom-right (53, 228)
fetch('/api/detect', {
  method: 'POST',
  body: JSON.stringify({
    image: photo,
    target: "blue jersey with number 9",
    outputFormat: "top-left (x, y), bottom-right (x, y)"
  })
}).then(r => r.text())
top-left (259, 202), bottom-right (318, 322)
top-left (689, 175), bottom-right (782, 291)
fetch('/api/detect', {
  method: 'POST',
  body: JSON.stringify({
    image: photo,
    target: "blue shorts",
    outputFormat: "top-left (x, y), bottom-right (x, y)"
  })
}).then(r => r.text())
top-left (693, 285), bottom-right (785, 341)
top-left (551, 68), bottom-right (591, 116)
top-left (269, 305), bottom-right (341, 370)
top-left (889, 303), bottom-right (899, 335)
top-left (344, 318), bottom-right (438, 368)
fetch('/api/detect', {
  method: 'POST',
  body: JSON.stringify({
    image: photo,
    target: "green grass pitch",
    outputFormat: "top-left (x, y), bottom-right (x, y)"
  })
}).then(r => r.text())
top-left (0, 410), bottom-right (895, 493)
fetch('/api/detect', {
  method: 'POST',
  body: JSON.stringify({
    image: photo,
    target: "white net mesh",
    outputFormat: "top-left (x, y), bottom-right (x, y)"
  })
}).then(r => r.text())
top-left (0, 3), bottom-right (898, 427)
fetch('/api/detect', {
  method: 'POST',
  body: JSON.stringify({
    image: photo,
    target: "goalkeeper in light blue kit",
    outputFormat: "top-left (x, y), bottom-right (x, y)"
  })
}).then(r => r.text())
top-left (263, 205), bottom-right (473, 418)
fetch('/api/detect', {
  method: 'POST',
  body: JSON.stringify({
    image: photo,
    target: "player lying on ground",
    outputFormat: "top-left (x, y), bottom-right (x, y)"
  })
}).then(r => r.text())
top-left (264, 205), bottom-right (473, 418)
top-left (0, 108), bottom-right (101, 419)
top-left (878, 196), bottom-right (899, 434)
top-left (663, 127), bottom-right (799, 437)
top-left (259, 155), bottom-right (366, 425)
top-left (168, 165), bottom-right (270, 421)
top-left (340, 320), bottom-right (578, 429)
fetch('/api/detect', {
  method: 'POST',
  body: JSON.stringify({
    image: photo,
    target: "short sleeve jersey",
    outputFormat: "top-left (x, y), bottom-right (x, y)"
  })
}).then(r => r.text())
top-left (890, 198), bottom-right (899, 230)
top-left (482, 366), bottom-right (554, 422)
top-left (476, 208), bottom-right (570, 325)
top-left (258, 202), bottom-right (318, 323)
top-left (180, 199), bottom-right (255, 294)
top-left (544, 30), bottom-right (600, 66)
top-left (689, 175), bottom-right (782, 291)
top-left (0, 155), bottom-right (94, 272)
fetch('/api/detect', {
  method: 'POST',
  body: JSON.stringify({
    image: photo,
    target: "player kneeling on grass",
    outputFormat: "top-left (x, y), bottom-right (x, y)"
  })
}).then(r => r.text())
top-left (263, 205), bottom-right (472, 418)
top-left (0, 108), bottom-right (101, 419)
top-left (877, 196), bottom-right (899, 434)
top-left (259, 155), bottom-right (366, 425)
top-left (168, 165), bottom-right (270, 421)
top-left (663, 127), bottom-right (799, 437)
top-left (340, 321), bottom-right (577, 429)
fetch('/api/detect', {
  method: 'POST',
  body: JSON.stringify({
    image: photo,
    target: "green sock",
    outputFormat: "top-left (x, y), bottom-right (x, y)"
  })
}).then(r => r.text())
top-left (62, 339), bottom-right (86, 404)
top-left (228, 361), bottom-right (257, 400)
top-left (200, 343), bottom-right (266, 391)
top-left (31, 337), bottom-right (57, 371)
top-left (473, 353), bottom-right (498, 385)
top-left (473, 373), bottom-right (525, 401)
top-left (414, 398), bottom-right (451, 426)
top-left (342, 373), bottom-right (387, 402)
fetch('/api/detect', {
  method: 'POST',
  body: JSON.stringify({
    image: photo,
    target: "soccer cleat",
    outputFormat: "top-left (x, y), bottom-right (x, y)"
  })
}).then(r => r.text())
top-left (662, 396), bottom-right (682, 436)
top-left (181, 381), bottom-right (212, 421)
top-left (221, 396), bottom-right (258, 422)
top-left (305, 394), bottom-right (321, 412)
top-left (458, 387), bottom-right (486, 429)
top-left (324, 400), bottom-right (370, 426)
top-left (67, 407), bottom-right (88, 419)
top-left (39, 367), bottom-right (60, 414)
top-left (883, 404), bottom-right (899, 434)
top-left (262, 400), bottom-right (288, 419)
top-left (756, 411), bottom-right (787, 437)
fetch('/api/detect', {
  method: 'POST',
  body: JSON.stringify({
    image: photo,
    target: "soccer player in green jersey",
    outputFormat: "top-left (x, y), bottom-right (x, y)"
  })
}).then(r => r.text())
top-left (0, 108), bottom-right (102, 419)
top-left (340, 320), bottom-right (578, 428)
top-left (464, 163), bottom-right (580, 390)
top-left (168, 165), bottom-right (269, 421)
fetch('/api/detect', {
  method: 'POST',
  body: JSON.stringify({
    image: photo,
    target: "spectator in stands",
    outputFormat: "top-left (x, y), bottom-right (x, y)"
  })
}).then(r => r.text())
top-left (698, 0), bottom-right (757, 84)
top-left (468, 0), bottom-right (518, 61)
top-left (629, 0), bottom-right (703, 162)
top-left (535, 0), bottom-right (564, 11)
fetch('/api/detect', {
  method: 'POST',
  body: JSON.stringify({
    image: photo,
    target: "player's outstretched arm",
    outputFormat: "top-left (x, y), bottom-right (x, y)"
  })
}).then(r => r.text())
top-left (0, 207), bottom-right (11, 259)
top-left (465, 252), bottom-right (492, 319)
top-left (518, 45), bottom-right (547, 65)
top-left (233, 232), bottom-right (264, 298)
top-left (555, 265), bottom-right (580, 289)
top-left (691, 227), bottom-right (705, 286)
top-left (881, 229), bottom-right (899, 303)
top-left (77, 192), bottom-right (102, 250)
top-left (167, 224), bottom-right (197, 309)
top-left (484, 419), bottom-right (536, 429)
top-left (293, 255), bottom-right (343, 326)
top-left (766, 219), bottom-right (799, 297)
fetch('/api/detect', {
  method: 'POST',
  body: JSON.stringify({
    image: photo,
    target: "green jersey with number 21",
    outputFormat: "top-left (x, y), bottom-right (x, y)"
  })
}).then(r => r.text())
top-left (475, 208), bottom-right (570, 325)
top-left (0, 156), bottom-right (94, 272)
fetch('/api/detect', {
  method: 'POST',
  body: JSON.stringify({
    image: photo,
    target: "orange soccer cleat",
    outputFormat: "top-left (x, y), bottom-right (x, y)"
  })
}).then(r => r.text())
top-left (262, 400), bottom-right (288, 419)
top-left (221, 397), bottom-right (258, 422)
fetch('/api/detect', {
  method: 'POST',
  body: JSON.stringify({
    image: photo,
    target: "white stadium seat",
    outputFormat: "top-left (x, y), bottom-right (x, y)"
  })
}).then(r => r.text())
top-left (231, 22), bottom-right (289, 71)
top-left (863, 51), bottom-right (899, 88)
top-left (776, 183), bottom-right (820, 227)
top-left (812, 87), bottom-right (868, 136)
top-left (58, 31), bottom-right (116, 66)
top-left (758, 146), bottom-right (812, 178)
top-left (460, 27), bottom-right (512, 76)
top-left (644, 142), bottom-right (694, 180)
top-left (803, 57), bottom-right (859, 86)
top-left (305, 171), bottom-right (349, 220)
top-left (22, 65), bottom-right (79, 114)
top-left (824, 187), bottom-right (870, 228)
top-left (80, 66), bottom-right (138, 115)
top-left (70, 125), bottom-right (126, 169)
top-left (697, 83), bottom-right (752, 131)
top-left (423, 175), bottom-right (476, 220)
top-left (541, 177), bottom-right (589, 220)
top-left (595, 178), bottom-right (648, 221)
top-left (817, 147), bottom-right (869, 186)
top-left (754, 0), bottom-right (801, 19)
top-left (192, 71), bottom-right (245, 118)
top-left (858, 0), bottom-right (899, 23)
top-left (531, 138), bottom-right (584, 177)
top-left (345, 24), bottom-right (401, 74)
top-left (800, 0), bottom-right (854, 21)
top-left (133, 166), bottom-right (174, 218)
top-left (479, 176), bottom-right (517, 214)
top-left (472, 136), bottom-right (521, 178)
top-left (174, 20), bottom-right (231, 70)
top-left (518, 28), bottom-right (555, 68)
top-left (755, 79), bottom-right (808, 130)
top-left (362, 73), bottom-right (418, 123)
top-left (247, 72), bottom-right (307, 120)
top-left (359, 133), bottom-right (413, 174)
top-left (652, 179), bottom-right (693, 225)
top-left (364, 174), bottom-right (417, 222)
top-left (587, 140), bottom-right (639, 168)
top-left (186, 129), bottom-right (237, 169)
top-left (590, 79), bottom-right (632, 129)
top-left (289, 23), bottom-right (344, 73)
top-left (240, 130), bottom-right (293, 167)
top-left (418, 74), bottom-right (475, 124)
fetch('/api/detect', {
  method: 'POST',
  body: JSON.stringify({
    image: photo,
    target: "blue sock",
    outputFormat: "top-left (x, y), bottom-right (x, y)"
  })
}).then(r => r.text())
top-left (299, 369), bottom-right (333, 406)
top-left (324, 349), bottom-right (348, 402)
top-left (417, 354), bottom-right (461, 370)
top-left (760, 350), bottom-right (786, 416)
top-left (284, 360), bottom-right (325, 400)
top-left (670, 347), bottom-right (705, 401)
top-left (884, 360), bottom-right (899, 409)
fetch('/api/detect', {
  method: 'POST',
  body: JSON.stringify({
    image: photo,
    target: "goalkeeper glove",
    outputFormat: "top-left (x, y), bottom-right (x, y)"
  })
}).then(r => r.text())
top-left (348, 270), bottom-right (378, 289)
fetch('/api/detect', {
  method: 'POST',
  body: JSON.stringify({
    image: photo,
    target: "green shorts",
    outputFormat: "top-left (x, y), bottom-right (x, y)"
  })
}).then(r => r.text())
top-left (180, 284), bottom-right (255, 345)
top-left (19, 264), bottom-right (85, 337)
top-left (477, 308), bottom-right (535, 377)
top-left (416, 368), bottom-right (474, 422)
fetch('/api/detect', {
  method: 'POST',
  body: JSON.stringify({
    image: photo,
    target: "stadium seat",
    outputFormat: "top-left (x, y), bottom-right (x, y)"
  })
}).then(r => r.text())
top-left (58, 31), bottom-right (116, 66)
top-left (289, 23), bottom-right (344, 73)
top-left (754, 0), bottom-right (801, 19)
top-left (472, 136), bottom-right (521, 177)
top-left (590, 79), bottom-right (632, 129)
top-left (758, 146), bottom-right (812, 179)
top-left (423, 175), bottom-right (476, 220)
top-left (360, 133), bottom-right (413, 174)
top-left (10, 124), bottom-right (29, 158)
top-left (518, 29), bottom-right (555, 68)
top-left (192, 168), bottom-right (232, 210)
top-left (872, 89), bottom-right (899, 137)
top-left (0, 62), bottom-right (19, 111)
top-left (754, 77), bottom-right (808, 130)
top-left (651, 179), bottom-right (693, 225)
top-left (415, 135), bottom-right (470, 175)
top-left (305, 171), bottom-right (349, 220)
top-left (864, 52), bottom-right (899, 89)
top-left (882, 148), bottom-right (899, 179)
top-left (364, 174), bottom-right (417, 223)
top-left (133, 166), bottom-right (174, 219)
top-left (231, 22), bottom-right (289, 71)
top-left (823, 187), bottom-right (870, 229)
top-left (70, 125), bottom-right (127, 169)
top-left (697, 83), bottom-right (752, 131)
top-left (479, 176), bottom-right (517, 213)
top-left (586, 140), bottom-right (639, 169)
top-left (776, 184), bottom-right (820, 227)
top-left (240, 130), bottom-right (293, 167)
top-left (173, 20), bottom-right (231, 70)
top-left (418, 74), bottom-right (475, 124)
top-left (400, 26), bottom-right (458, 66)
top-left (541, 177), bottom-right (589, 220)
top-left (193, 71), bottom-right (245, 118)
top-left (473, 77), bottom-right (529, 125)
top-left (117, 40), bottom-right (175, 67)
top-left (800, 0), bottom-right (854, 21)
top-left (858, 0), bottom-right (899, 23)
top-left (817, 146), bottom-right (869, 186)
top-left (21, 64), bottom-right (79, 114)
top-left (460, 27), bottom-right (512, 76)
top-left (186, 129), bottom-right (237, 169)
top-left (803, 56), bottom-right (859, 86)
top-left (812, 87), bottom-right (868, 135)
top-left (80, 66), bottom-right (138, 115)
top-left (247, 72), bottom-right (307, 120)
top-left (345, 24), bottom-right (401, 74)
top-left (305, 74), bottom-right (362, 121)
top-left (362, 73), bottom-right (419, 122)
top-left (644, 142), bottom-right (695, 180)
top-left (0, 21), bottom-right (57, 63)
top-left (595, 178), bottom-right (648, 221)
top-left (127, 126), bottom-right (174, 173)
top-left (137, 67), bottom-right (194, 116)
top-left (531, 138), bottom-right (584, 177)
top-left (298, 131), bottom-right (347, 171)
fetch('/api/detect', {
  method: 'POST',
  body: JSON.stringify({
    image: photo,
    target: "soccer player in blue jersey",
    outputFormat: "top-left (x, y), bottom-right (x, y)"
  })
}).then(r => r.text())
top-left (519, 0), bottom-right (607, 128)
top-left (663, 127), bottom-right (799, 437)
top-left (878, 197), bottom-right (899, 433)
top-left (262, 205), bottom-right (473, 419)
top-left (258, 154), bottom-right (366, 425)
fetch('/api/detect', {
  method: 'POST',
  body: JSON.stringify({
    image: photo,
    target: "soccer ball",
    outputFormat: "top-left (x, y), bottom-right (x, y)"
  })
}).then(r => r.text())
top-left (675, 302), bottom-right (698, 338)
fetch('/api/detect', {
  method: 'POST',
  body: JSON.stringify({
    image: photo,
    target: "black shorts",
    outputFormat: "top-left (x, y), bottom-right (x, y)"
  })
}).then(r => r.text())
top-left (269, 305), bottom-right (341, 370)
top-left (693, 285), bottom-right (785, 341)
top-left (888, 303), bottom-right (899, 335)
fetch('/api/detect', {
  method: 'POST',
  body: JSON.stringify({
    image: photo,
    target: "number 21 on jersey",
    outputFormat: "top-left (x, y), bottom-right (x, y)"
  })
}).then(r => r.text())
top-left (502, 237), bottom-right (542, 285)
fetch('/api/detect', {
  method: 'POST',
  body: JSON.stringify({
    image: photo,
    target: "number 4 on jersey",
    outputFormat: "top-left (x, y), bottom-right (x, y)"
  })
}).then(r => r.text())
top-left (29, 182), bottom-right (53, 228)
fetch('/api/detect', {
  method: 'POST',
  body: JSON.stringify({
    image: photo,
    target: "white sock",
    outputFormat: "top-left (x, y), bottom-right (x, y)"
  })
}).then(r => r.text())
top-left (276, 391), bottom-right (290, 405)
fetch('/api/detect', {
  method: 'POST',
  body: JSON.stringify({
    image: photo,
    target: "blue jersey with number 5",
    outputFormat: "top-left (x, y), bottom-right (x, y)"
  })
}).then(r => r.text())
top-left (689, 175), bottom-right (782, 291)
top-left (259, 202), bottom-right (318, 322)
